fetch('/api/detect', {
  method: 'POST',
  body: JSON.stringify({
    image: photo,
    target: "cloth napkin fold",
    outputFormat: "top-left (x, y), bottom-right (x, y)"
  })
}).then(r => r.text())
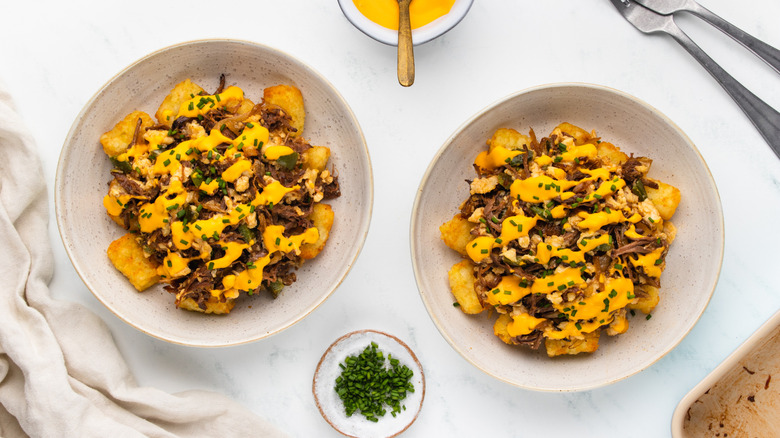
top-left (0, 81), bottom-right (288, 438)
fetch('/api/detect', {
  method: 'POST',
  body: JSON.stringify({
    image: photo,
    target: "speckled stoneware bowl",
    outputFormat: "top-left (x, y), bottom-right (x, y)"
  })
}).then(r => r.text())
top-left (55, 39), bottom-right (373, 347)
top-left (313, 330), bottom-right (425, 438)
top-left (338, 0), bottom-right (473, 46)
top-left (410, 83), bottom-right (723, 391)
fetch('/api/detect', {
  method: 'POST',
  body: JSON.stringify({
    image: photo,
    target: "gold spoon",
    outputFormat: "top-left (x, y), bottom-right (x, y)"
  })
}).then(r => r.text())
top-left (397, 0), bottom-right (415, 86)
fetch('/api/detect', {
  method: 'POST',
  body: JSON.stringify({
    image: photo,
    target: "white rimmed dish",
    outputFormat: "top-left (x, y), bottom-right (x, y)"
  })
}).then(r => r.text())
top-left (671, 309), bottom-right (780, 437)
top-left (55, 39), bottom-right (373, 347)
top-left (338, 0), bottom-right (473, 46)
top-left (410, 83), bottom-right (723, 391)
top-left (313, 330), bottom-right (425, 438)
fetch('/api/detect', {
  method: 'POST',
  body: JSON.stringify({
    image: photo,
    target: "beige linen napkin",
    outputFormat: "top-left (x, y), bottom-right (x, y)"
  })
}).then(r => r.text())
top-left (0, 82), bottom-right (288, 438)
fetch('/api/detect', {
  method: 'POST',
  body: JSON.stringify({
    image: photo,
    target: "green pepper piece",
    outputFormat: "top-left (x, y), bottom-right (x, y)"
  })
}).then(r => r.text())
top-left (632, 179), bottom-right (647, 201)
top-left (276, 152), bottom-right (299, 170)
top-left (110, 157), bottom-right (133, 174)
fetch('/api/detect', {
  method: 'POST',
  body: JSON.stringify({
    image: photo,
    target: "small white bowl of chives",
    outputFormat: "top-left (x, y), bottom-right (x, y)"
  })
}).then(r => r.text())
top-left (313, 330), bottom-right (425, 437)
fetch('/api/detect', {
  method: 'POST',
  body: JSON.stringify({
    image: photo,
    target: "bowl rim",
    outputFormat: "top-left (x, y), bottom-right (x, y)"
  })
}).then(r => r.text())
top-left (54, 38), bottom-right (374, 347)
top-left (337, 0), bottom-right (474, 46)
top-left (409, 81), bottom-right (724, 390)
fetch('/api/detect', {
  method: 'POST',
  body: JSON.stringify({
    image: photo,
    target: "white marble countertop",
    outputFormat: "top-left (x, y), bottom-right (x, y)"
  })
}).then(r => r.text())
top-left (2, 0), bottom-right (780, 436)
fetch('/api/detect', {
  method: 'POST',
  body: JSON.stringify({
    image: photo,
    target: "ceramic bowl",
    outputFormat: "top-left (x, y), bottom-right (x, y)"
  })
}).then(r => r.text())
top-left (410, 83), bottom-right (723, 391)
top-left (313, 330), bottom-right (425, 438)
top-left (338, 0), bottom-right (473, 46)
top-left (55, 39), bottom-right (373, 347)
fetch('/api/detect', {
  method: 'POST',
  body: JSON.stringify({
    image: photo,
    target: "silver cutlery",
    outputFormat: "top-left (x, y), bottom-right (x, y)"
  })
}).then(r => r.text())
top-left (610, 0), bottom-right (780, 159)
top-left (634, 0), bottom-right (780, 74)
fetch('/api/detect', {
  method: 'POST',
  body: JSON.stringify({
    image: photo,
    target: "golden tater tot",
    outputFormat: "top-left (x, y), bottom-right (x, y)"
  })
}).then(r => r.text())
top-left (439, 214), bottom-right (474, 257)
top-left (448, 260), bottom-right (483, 314)
top-left (300, 203), bottom-right (335, 260)
top-left (100, 111), bottom-right (154, 157)
top-left (106, 233), bottom-right (159, 291)
top-left (264, 84), bottom-right (305, 137)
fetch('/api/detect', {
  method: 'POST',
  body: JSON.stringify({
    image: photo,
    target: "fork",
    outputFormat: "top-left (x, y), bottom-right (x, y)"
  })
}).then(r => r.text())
top-left (634, 0), bottom-right (780, 74)
top-left (610, 0), bottom-right (780, 159)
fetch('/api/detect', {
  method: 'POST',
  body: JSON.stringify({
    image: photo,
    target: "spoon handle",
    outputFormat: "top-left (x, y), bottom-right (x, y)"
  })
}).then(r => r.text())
top-left (397, 0), bottom-right (415, 86)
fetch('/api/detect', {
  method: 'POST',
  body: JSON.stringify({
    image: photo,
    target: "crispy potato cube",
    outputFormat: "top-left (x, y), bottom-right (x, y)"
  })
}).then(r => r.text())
top-left (545, 330), bottom-right (600, 357)
top-left (439, 214), bottom-right (474, 256)
top-left (493, 313), bottom-right (514, 344)
top-left (235, 97), bottom-right (255, 115)
top-left (177, 294), bottom-right (235, 314)
top-left (448, 260), bottom-right (483, 314)
top-left (552, 122), bottom-right (593, 145)
top-left (300, 203), bottom-right (334, 260)
top-left (155, 79), bottom-right (205, 126)
top-left (107, 214), bottom-right (125, 228)
top-left (645, 179), bottom-right (681, 220)
top-left (595, 141), bottom-right (629, 165)
top-left (302, 146), bottom-right (331, 172)
top-left (106, 233), bottom-right (159, 291)
top-left (487, 128), bottom-right (531, 152)
top-left (100, 111), bottom-right (154, 157)
top-left (606, 310), bottom-right (629, 336)
top-left (629, 285), bottom-right (660, 314)
top-left (264, 84), bottom-right (305, 136)
top-left (663, 220), bottom-right (677, 244)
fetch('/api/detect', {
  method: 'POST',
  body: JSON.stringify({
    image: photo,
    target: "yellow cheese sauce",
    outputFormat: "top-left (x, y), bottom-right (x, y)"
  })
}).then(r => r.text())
top-left (535, 242), bottom-right (585, 265)
top-left (630, 246), bottom-right (666, 278)
top-left (553, 277), bottom-right (634, 321)
top-left (507, 313), bottom-right (545, 338)
top-left (510, 175), bottom-right (579, 203)
top-left (530, 267), bottom-right (585, 295)
top-left (176, 86), bottom-right (244, 119)
top-left (577, 210), bottom-right (635, 233)
top-left (102, 81), bottom-right (339, 311)
top-left (475, 146), bottom-right (521, 171)
top-left (219, 254), bottom-right (272, 297)
top-left (103, 193), bottom-right (141, 217)
top-left (545, 319), bottom-right (603, 341)
top-left (352, 0), bottom-right (456, 30)
top-left (140, 172), bottom-right (307, 297)
top-left (486, 276), bottom-right (531, 306)
top-left (465, 213), bottom-right (538, 263)
top-left (506, 167), bottom-right (623, 206)
top-left (443, 123), bottom-right (679, 352)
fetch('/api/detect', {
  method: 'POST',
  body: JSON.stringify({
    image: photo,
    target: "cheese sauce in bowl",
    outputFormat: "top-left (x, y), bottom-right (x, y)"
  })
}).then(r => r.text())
top-left (338, 0), bottom-right (472, 46)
